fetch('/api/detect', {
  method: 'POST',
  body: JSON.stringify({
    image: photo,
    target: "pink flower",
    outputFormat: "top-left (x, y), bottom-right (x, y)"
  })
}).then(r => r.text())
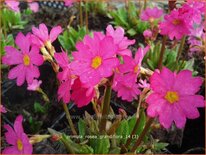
top-left (0, 104), bottom-right (7, 113)
top-left (71, 33), bottom-right (119, 87)
top-left (178, 2), bottom-right (204, 25)
top-left (113, 74), bottom-right (141, 102)
top-left (138, 79), bottom-right (150, 89)
top-left (2, 32), bottom-right (44, 86)
top-left (31, 23), bottom-right (62, 48)
top-left (27, 79), bottom-right (42, 91)
top-left (71, 78), bottom-right (95, 107)
top-left (28, 2), bottom-right (39, 13)
top-left (54, 52), bottom-right (73, 104)
top-left (159, 9), bottom-right (191, 40)
top-left (106, 25), bottom-right (135, 56)
top-left (3, 115), bottom-right (33, 154)
top-left (140, 7), bottom-right (163, 22)
top-left (143, 29), bottom-right (152, 38)
top-left (5, 0), bottom-right (19, 12)
top-left (64, 0), bottom-right (74, 6)
top-left (146, 67), bottom-right (205, 129)
top-left (118, 45), bottom-right (150, 79)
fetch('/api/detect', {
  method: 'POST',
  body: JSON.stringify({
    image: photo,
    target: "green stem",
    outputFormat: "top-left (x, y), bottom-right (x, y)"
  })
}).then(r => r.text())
top-left (158, 35), bottom-right (167, 70)
top-left (37, 88), bottom-right (50, 103)
top-left (62, 103), bottom-right (77, 135)
top-left (99, 84), bottom-right (112, 133)
top-left (176, 36), bottom-right (186, 63)
top-left (131, 117), bottom-right (154, 153)
top-left (123, 110), bottom-right (143, 152)
top-left (60, 137), bottom-right (75, 154)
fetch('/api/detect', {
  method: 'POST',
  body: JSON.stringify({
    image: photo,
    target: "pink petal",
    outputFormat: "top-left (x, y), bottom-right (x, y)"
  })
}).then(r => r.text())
top-left (21, 133), bottom-right (33, 154)
top-left (174, 70), bottom-right (202, 95)
top-left (160, 67), bottom-right (175, 89)
top-left (99, 58), bottom-right (119, 77)
top-left (172, 104), bottom-right (186, 128)
top-left (50, 26), bottom-right (62, 42)
top-left (4, 125), bottom-right (17, 145)
top-left (29, 46), bottom-right (44, 66)
top-left (150, 71), bottom-right (167, 94)
top-left (146, 97), bottom-right (166, 117)
top-left (54, 52), bottom-right (69, 68)
top-left (28, 2), bottom-right (39, 13)
top-left (2, 46), bottom-right (23, 65)
top-left (39, 24), bottom-right (49, 41)
top-left (15, 32), bottom-right (30, 53)
top-left (159, 103), bottom-right (173, 129)
top-left (8, 65), bottom-right (26, 86)
top-left (2, 146), bottom-right (21, 154)
top-left (58, 80), bottom-right (71, 103)
top-left (80, 70), bottom-right (101, 86)
top-left (26, 65), bottom-right (40, 84)
top-left (99, 36), bottom-right (117, 58)
top-left (14, 115), bottom-right (24, 137)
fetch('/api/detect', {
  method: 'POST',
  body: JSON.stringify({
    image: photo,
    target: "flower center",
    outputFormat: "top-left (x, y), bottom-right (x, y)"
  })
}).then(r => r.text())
top-left (17, 139), bottom-right (23, 151)
top-left (149, 17), bottom-right (154, 23)
top-left (165, 91), bottom-right (179, 104)
top-left (172, 19), bottom-right (181, 25)
top-left (23, 54), bottom-right (30, 66)
top-left (91, 56), bottom-right (102, 69)
top-left (134, 65), bottom-right (139, 73)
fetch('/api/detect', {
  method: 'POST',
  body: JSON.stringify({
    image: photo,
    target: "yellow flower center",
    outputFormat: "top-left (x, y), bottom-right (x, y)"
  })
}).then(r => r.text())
top-left (165, 91), bottom-right (179, 104)
top-left (91, 56), bottom-right (102, 69)
top-left (17, 139), bottom-right (23, 151)
top-left (134, 65), bottom-right (139, 73)
top-left (172, 19), bottom-right (181, 25)
top-left (23, 54), bottom-right (30, 66)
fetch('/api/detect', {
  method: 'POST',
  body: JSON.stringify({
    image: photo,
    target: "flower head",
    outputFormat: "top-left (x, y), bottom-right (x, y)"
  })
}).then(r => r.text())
top-left (113, 73), bottom-right (141, 102)
top-left (146, 67), bottom-right (205, 129)
top-left (118, 45), bottom-right (150, 79)
top-left (54, 52), bottom-right (73, 104)
top-left (3, 115), bottom-right (33, 154)
top-left (27, 79), bottom-right (42, 91)
top-left (0, 104), bottom-right (7, 113)
top-left (71, 78), bottom-right (95, 107)
top-left (2, 32), bottom-right (44, 86)
top-left (71, 33), bottom-right (119, 87)
top-left (106, 25), bottom-right (135, 56)
top-left (159, 9), bottom-right (191, 40)
top-left (31, 23), bottom-right (62, 48)
top-left (64, 0), bottom-right (74, 6)
top-left (28, 2), bottom-right (39, 13)
top-left (143, 29), bottom-right (153, 38)
top-left (140, 7), bottom-right (163, 22)
top-left (5, 0), bottom-right (19, 12)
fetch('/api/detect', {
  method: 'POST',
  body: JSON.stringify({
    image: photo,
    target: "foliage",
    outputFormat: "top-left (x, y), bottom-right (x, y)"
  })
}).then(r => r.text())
top-left (143, 42), bottom-right (197, 74)
top-left (0, 8), bottom-right (27, 34)
top-left (108, 2), bottom-right (149, 36)
top-left (58, 26), bottom-right (88, 55)
top-left (0, 33), bottom-right (15, 56)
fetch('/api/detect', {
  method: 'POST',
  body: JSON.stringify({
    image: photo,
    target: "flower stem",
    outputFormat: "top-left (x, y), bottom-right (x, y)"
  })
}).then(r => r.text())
top-left (176, 36), bottom-right (186, 63)
top-left (79, 0), bottom-right (83, 27)
top-left (85, 1), bottom-right (89, 33)
top-left (158, 35), bottom-right (167, 70)
top-left (99, 84), bottom-right (112, 133)
top-left (122, 110), bottom-right (143, 153)
top-left (62, 103), bottom-right (77, 135)
top-left (130, 117), bottom-right (154, 153)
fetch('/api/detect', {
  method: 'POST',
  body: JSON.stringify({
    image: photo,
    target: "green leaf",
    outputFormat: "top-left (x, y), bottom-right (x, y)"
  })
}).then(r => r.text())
top-left (34, 102), bottom-right (46, 114)
top-left (116, 119), bottom-right (129, 144)
top-left (127, 28), bottom-right (137, 36)
top-left (90, 135), bottom-right (110, 154)
top-left (78, 119), bottom-right (86, 142)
